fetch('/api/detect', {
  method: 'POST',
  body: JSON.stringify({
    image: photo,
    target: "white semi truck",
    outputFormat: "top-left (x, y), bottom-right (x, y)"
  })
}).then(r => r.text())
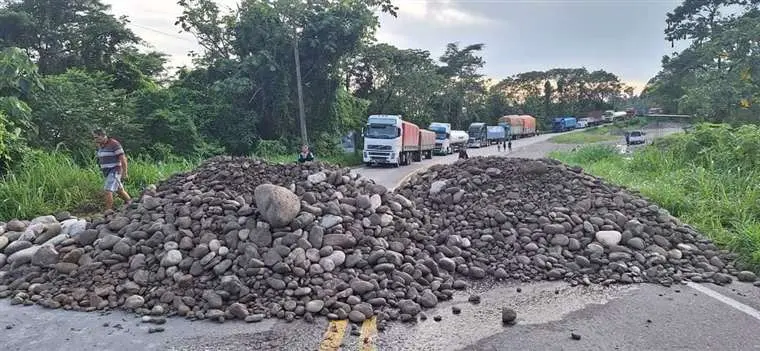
top-left (362, 114), bottom-right (421, 167)
top-left (428, 122), bottom-right (452, 155)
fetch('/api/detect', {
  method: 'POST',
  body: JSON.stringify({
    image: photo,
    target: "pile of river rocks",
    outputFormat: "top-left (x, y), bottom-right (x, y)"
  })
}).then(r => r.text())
top-left (395, 157), bottom-right (753, 287)
top-left (0, 156), bottom-right (756, 325)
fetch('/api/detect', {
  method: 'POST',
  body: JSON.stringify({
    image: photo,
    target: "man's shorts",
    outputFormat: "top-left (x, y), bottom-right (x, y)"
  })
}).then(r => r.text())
top-left (104, 170), bottom-right (123, 192)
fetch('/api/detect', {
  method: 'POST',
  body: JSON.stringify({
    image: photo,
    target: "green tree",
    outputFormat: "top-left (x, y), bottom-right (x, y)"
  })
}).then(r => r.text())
top-left (0, 46), bottom-right (40, 171)
top-left (175, 0), bottom-right (397, 154)
top-left (348, 43), bottom-right (443, 126)
top-left (27, 69), bottom-right (139, 159)
top-left (0, 0), bottom-right (141, 75)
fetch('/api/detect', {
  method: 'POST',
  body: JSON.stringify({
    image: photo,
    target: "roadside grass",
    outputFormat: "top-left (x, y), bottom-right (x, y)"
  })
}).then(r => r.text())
top-left (550, 123), bottom-right (760, 268)
top-left (549, 132), bottom-right (619, 144)
top-left (0, 151), bottom-right (199, 221)
top-left (0, 150), bottom-right (363, 221)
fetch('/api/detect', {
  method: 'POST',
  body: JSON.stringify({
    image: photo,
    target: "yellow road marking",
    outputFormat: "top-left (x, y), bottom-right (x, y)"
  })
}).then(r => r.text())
top-left (319, 319), bottom-right (348, 351)
top-left (359, 316), bottom-right (378, 351)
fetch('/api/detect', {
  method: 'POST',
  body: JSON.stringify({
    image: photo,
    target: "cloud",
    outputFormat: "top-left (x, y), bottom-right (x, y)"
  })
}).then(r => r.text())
top-left (394, 0), bottom-right (494, 26)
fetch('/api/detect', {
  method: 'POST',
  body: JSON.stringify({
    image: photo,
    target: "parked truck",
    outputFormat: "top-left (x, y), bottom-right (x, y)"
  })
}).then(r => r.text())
top-left (497, 119), bottom-right (513, 141)
top-left (449, 130), bottom-right (469, 152)
top-left (418, 129), bottom-right (436, 160)
top-left (498, 114), bottom-right (537, 139)
top-left (486, 125), bottom-right (506, 144)
top-left (552, 116), bottom-right (577, 132)
top-left (467, 122), bottom-right (487, 148)
top-left (428, 122), bottom-right (452, 155)
top-left (362, 114), bottom-right (420, 167)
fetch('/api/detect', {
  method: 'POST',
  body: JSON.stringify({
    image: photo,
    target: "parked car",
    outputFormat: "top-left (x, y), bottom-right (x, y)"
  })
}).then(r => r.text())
top-left (626, 130), bottom-right (646, 145)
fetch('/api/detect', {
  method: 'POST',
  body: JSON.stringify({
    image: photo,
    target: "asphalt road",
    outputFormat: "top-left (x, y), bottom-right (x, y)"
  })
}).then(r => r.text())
top-left (2, 126), bottom-right (759, 351)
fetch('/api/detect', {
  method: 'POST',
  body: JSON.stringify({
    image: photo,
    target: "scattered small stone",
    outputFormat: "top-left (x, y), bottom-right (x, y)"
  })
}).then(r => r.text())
top-left (419, 313), bottom-right (427, 321)
top-left (737, 271), bottom-right (758, 283)
top-left (102, 323), bottom-right (109, 327)
top-left (452, 306), bottom-right (461, 315)
top-left (148, 327), bottom-right (165, 334)
top-left (501, 307), bottom-right (517, 325)
top-left (646, 319), bottom-right (652, 323)
top-left (468, 295), bottom-right (481, 304)
top-left (245, 314), bottom-right (265, 323)
top-left (6, 324), bottom-right (13, 330)
top-left (571, 332), bottom-right (581, 340)
top-left (516, 288), bottom-right (522, 293)
top-left (433, 315), bottom-right (442, 322)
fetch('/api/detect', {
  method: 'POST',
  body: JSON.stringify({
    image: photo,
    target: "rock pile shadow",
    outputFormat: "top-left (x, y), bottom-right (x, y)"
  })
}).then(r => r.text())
top-left (0, 156), bottom-right (756, 325)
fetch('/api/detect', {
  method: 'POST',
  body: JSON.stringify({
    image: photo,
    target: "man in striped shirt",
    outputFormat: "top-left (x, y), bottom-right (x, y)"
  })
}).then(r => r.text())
top-left (93, 129), bottom-right (132, 210)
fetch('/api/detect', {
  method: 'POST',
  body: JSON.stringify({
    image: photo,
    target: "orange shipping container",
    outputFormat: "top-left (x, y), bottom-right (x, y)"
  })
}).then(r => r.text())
top-left (519, 115), bottom-right (536, 133)
top-left (419, 129), bottom-right (436, 151)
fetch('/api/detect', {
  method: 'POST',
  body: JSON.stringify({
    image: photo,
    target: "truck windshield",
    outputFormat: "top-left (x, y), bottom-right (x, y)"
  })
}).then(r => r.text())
top-left (364, 124), bottom-right (398, 139)
top-left (468, 126), bottom-right (483, 135)
top-left (429, 127), bottom-right (447, 140)
top-left (630, 131), bottom-right (642, 137)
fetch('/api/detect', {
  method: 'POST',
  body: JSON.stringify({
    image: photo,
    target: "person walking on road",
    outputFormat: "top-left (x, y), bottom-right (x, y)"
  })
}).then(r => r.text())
top-left (507, 140), bottom-right (512, 152)
top-left (93, 128), bottom-right (131, 211)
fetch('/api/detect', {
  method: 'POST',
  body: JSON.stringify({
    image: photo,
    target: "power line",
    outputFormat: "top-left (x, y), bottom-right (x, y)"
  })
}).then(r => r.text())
top-left (128, 22), bottom-right (198, 44)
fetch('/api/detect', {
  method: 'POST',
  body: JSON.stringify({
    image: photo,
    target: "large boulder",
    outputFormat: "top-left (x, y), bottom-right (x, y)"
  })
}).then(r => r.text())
top-left (254, 184), bottom-right (301, 228)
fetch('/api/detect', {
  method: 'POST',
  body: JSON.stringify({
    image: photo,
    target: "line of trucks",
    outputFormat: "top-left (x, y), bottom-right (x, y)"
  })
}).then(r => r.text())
top-left (362, 114), bottom-right (538, 167)
top-left (550, 110), bottom-right (630, 133)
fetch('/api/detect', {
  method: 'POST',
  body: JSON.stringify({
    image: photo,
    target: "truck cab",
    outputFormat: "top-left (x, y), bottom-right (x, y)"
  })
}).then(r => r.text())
top-left (428, 122), bottom-right (452, 155)
top-left (467, 122), bottom-right (487, 148)
top-left (363, 115), bottom-right (402, 167)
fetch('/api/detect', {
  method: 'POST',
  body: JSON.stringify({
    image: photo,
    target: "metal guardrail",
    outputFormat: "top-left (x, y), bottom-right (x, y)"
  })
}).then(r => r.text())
top-left (643, 114), bottom-right (694, 118)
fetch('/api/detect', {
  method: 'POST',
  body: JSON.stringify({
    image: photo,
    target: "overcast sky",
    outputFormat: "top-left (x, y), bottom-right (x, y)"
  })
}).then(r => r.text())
top-left (104, 0), bottom-right (687, 92)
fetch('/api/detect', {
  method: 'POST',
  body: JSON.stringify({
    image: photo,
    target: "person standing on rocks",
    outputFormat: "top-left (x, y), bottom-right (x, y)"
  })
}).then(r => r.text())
top-left (458, 147), bottom-right (469, 159)
top-left (298, 144), bottom-right (314, 163)
top-left (93, 128), bottom-right (132, 211)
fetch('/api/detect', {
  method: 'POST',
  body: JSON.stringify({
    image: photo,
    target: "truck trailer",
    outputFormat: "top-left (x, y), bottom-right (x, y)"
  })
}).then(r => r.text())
top-left (417, 129), bottom-right (436, 160)
top-left (362, 114), bottom-right (420, 167)
top-left (428, 122), bottom-right (452, 155)
top-left (467, 122), bottom-right (487, 148)
top-left (498, 115), bottom-right (537, 139)
top-left (449, 130), bottom-right (469, 152)
top-left (552, 117), bottom-right (577, 132)
top-left (486, 125), bottom-right (506, 144)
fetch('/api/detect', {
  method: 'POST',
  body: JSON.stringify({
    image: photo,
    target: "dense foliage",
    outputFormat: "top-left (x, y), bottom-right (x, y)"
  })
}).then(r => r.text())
top-left (643, 0), bottom-right (760, 123)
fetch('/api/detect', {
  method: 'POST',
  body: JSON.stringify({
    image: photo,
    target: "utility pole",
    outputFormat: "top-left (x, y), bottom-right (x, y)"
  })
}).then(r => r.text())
top-left (293, 27), bottom-right (308, 146)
